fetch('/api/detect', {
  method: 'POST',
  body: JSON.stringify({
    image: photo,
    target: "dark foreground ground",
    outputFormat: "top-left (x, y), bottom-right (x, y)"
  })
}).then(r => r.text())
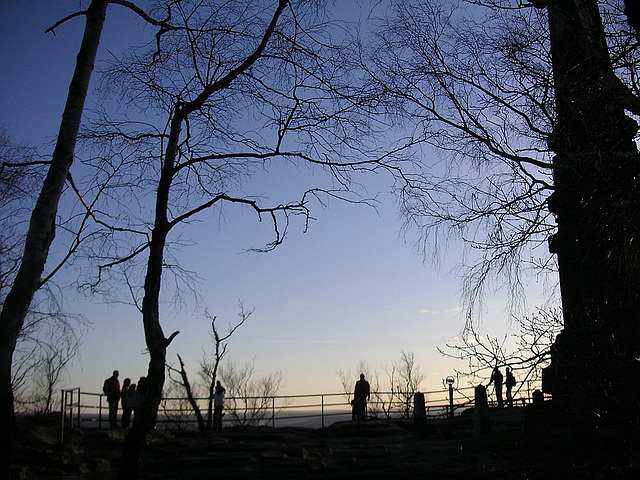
top-left (12, 407), bottom-right (640, 479)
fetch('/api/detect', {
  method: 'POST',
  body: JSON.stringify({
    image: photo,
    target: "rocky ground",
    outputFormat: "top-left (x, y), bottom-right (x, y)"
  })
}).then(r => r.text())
top-left (12, 408), bottom-right (640, 479)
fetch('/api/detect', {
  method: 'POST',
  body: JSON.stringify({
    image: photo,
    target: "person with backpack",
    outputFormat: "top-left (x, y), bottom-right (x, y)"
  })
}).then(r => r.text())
top-left (103, 370), bottom-right (121, 428)
top-left (353, 374), bottom-right (371, 421)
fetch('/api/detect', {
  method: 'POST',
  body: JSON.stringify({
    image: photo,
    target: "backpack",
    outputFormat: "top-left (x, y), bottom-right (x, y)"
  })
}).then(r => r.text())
top-left (103, 377), bottom-right (118, 397)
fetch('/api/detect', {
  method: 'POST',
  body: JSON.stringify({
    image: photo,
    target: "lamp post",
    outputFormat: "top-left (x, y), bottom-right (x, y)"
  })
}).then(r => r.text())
top-left (446, 376), bottom-right (455, 420)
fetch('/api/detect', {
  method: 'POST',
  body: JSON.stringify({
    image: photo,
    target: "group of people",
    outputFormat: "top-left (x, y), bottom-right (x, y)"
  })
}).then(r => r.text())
top-left (104, 367), bottom-right (515, 429)
top-left (488, 366), bottom-right (517, 408)
top-left (102, 370), bottom-right (146, 429)
top-left (103, 370), bottom-right (227, 431)
top-left (349, 368), bottom-right (518, 421)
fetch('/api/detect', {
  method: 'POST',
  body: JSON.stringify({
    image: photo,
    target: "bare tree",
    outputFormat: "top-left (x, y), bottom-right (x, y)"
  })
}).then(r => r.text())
top-left (219, 359), bottom-right (284, 426)
top-left (389, 351), bottom-right (424, 418)
top-left (0, 10), bottom-right (109, 472)
top-left (166, 304), bottom-right (253, 431)
top-left (70, 2), bottom-right (401, 477)
top-left (337, 360), bottom-right (380, 403)
top-left (0, 2), bottom-right (187, 475)
top-left (363, 0), bottom-right (640, 416)
top-left (0, 128), bottom-right (47, 404)
top-left (0, 128), bottom-right (44, 299)
top-left (338, 354), bottom-right (423, 419)
top-left (159, 378), bottom-right (197, 431)
top-left (439, 307), bottom-right (562, 398)
top-left (199, 305), bottom-right (253, 429)
top-left (339, 361), bottom-right (399, 418)
top-left (363, 0), bottom-right (557, 314)
top-left (166, 354), bottom-right (205, 430)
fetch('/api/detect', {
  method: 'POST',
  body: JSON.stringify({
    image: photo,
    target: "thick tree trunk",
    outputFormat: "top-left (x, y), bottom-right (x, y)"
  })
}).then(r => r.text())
top-left (0, 1), bottom-right (108, 476)
top-left (118, 3), bottom-right (288, 475)
top-left (117, 112), bottom-right (182, 480)
top-left (117, 218), bottom-right (171, 479)
top-left (624, 0), bottom-right (640, 43)
top-left (542, 0), bottom-right (640, 419)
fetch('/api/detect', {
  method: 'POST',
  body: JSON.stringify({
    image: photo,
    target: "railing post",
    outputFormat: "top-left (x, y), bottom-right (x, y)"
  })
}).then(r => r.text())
top-left (98, 394), bottom-right (103, 430)
top-left (474, 385), bottom-right (490, 435)
top-left (272, 396), bottom-right (275, 428)
top-left (414, 392), bottom-right (426, 427)
top-left (321, 395), bottom-right (325, 429)
top-left (60, 390), bottom-right (65, 444)
top-left (448, 383), bottom-right (454, 420)
top-left (68, 390), bottom-right (74, 429)
top-left (76, 389), bottom-right (81, 428)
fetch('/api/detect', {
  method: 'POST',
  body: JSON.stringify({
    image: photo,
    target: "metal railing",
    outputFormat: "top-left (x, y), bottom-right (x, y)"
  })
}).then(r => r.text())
top-left (59, 382), bottom-right (538, 442)
top-left (60, 388), bottom-right (80, 444)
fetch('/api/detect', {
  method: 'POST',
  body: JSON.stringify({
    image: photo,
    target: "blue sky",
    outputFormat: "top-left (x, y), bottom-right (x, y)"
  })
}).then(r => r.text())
top-left (0, 0), bottom-right (555, 397)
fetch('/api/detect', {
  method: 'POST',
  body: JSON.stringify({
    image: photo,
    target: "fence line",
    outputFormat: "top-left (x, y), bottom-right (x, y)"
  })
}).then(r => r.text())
top-left (59, 382), bottom-right (540, 443)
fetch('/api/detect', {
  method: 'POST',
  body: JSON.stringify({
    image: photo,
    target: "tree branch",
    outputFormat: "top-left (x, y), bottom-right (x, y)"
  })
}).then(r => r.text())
top-left (45, 10), bottom-right (88, 35)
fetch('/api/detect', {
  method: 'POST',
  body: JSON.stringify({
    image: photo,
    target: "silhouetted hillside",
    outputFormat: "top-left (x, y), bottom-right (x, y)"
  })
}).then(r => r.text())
top-left (12, 407), bottom-right (640, 479)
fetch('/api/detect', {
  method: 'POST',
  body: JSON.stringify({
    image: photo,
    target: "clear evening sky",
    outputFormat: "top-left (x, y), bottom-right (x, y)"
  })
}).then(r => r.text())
top-left (0, 1), bottom-right (554, 397)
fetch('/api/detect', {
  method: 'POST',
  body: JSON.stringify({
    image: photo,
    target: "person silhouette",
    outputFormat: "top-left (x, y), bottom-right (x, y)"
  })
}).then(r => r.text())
top-left (505, 367), bottom-right (516, 408)
top-left (120, 378), bottom-right (131, 428)
top-left (122, 382), bottom-right (138, 428)
top-left (488, 366), bottom-right (504, 408)
top-left (213, 380), bottom-right (226, 432)
top-left (103, 370), bottom-right (121, 428)
top-left (354, 374), bottom-right (370, 421)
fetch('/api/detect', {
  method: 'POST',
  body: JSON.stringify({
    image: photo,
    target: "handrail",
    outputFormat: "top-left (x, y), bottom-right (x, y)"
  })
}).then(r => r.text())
top-left (58, 382), bottom-right (539, 442)
top-left (60, 387), bottom-right (81, 443)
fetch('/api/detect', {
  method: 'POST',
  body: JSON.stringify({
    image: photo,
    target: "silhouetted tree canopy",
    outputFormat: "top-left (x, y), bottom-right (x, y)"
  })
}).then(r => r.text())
top-left (363, 0), bottom-right (640, 416)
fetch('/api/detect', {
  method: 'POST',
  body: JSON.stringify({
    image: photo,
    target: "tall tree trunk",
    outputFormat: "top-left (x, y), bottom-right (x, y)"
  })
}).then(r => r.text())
top-left (117, 112), bottom-right (182, 480)
top-left (624, 0), bottom-right (640, 42)
top-left (118, 3), bottom-right (288, 475)
top-left (0, 1), bottom-right (108, 476)
top-left (542, 0), bottom-right (640, 419)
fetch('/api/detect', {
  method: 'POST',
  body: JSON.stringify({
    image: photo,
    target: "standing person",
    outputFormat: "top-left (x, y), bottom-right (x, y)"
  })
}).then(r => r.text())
top-left (354, 374), bottom-right (370, 421)
top-left (120, 378), bottom-right (131, 428)
top-left (103, 370), bottom-right (121, 428)
top-left (488, 366), bottom-right (504, 408)
top-left (213, 380), bottom-right (226, 432)
top-left (121, 378), bottom-right (131, 405)
top-left (121, 379), bottom-right (134, 428)
top-left (126, 383), bottom-right (138, 426)
top-left (505, 367), bottom-right (516, 408)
